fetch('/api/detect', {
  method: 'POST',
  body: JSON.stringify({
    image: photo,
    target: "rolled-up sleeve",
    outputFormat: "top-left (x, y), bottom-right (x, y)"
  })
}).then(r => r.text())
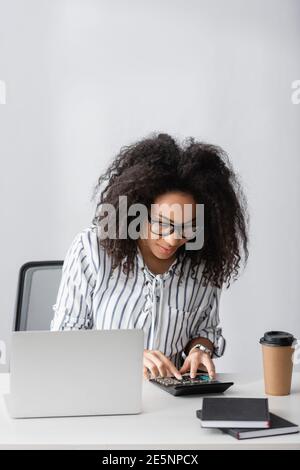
top-left (190, 285), bottom-right (226, 358)
top-left (50, 231), bottom-right (97, 331)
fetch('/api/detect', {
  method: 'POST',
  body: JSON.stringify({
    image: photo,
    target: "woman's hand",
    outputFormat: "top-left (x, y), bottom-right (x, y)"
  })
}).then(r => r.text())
top-left (143, 349), bottom-right (183, 380)
top-left (179, 349), bottom-right (216, 379)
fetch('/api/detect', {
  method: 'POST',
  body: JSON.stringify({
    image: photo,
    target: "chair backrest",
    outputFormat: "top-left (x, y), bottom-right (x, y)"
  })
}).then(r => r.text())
top-left (14, 261), bottom-right (63, 331)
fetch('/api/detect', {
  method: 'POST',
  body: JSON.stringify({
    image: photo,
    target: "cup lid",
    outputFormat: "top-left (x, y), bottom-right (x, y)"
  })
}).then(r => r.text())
top-left (259, 331), bottom-right (295, 347)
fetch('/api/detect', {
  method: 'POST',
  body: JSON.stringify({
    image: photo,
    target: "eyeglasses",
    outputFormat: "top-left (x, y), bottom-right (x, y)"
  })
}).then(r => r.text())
top-left (147, 213), bottom-right (199, 240)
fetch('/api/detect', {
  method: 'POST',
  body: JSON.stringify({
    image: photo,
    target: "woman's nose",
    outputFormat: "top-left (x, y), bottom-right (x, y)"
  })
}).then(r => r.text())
top-left (163, 231), bottom-right (183, 246)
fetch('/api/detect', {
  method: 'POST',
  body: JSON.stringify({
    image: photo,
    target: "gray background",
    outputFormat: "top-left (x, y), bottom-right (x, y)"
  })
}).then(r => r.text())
top-left (0, 0), bottom-right (299, 373)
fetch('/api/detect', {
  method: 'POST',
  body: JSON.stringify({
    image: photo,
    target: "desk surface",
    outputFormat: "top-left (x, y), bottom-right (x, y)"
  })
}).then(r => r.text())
top-left (0, 372), bottom-right (299, 449)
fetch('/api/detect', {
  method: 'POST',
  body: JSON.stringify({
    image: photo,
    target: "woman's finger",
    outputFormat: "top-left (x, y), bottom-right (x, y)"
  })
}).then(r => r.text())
top-left (201, 354), bottom-right (216, 379)
top-left (179, 359), bottom-right (190, 375)
top-left (143, 357), bottom-right (160, 379)
top-left (153, 351), bottom-right (182, 380)
top-left (143, 366), bottom-right (150, 380)
top-left (189, 355), bottom-right (200, 378)
top-left (145, 352), bottom-right (168, 377)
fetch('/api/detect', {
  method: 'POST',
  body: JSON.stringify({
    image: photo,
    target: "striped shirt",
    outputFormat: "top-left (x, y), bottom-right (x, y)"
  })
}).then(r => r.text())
top-left (50, 225), bottom-right (226, 368)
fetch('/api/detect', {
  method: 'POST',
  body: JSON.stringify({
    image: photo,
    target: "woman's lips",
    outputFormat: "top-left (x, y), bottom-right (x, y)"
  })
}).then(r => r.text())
top-left (157, 244), bottom-right (175, 254)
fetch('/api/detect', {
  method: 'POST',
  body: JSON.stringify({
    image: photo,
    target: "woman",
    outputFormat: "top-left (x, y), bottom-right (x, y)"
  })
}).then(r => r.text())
top-left (51, 133), bottom-right (249, 380)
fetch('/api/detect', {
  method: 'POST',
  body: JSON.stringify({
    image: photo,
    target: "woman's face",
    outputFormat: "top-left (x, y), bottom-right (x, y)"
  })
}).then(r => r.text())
top-left (142, 191), bottom-right (197, 260)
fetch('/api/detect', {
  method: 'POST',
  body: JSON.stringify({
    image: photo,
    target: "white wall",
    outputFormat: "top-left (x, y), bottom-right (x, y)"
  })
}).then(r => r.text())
top-left (1, 0), bottom-right (299, 373)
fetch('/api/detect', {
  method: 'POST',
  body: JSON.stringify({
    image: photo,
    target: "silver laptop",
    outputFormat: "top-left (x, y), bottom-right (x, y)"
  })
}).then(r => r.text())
top-left (5, 329), bottom-right (144, 418)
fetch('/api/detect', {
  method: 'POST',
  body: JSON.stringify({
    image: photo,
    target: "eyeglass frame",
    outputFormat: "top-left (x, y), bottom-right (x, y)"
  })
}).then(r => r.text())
top-left (147, 212), bottom-right (199, 240)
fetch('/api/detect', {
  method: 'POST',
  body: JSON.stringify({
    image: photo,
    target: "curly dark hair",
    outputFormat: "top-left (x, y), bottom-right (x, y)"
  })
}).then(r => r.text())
top-left (91, 133), bottom-right (249, 289)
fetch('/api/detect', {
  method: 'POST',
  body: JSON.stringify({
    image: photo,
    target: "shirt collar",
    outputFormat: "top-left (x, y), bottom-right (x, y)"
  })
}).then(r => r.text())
top-left (136, 244), bottom-right (183, 280)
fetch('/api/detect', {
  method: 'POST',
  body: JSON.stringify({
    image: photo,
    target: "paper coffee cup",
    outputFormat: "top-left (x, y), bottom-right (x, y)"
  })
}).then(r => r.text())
top-left (260, 331), bottom-right (295, 396)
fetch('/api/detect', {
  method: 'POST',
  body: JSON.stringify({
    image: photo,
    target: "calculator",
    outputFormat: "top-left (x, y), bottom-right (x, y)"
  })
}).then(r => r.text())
top-left (149, 372), bottom-right (234, 396)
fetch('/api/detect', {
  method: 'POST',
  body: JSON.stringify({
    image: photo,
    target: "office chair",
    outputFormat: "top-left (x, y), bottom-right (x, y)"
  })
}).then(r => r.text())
top-left (14, 261), bottom-right (63, 331)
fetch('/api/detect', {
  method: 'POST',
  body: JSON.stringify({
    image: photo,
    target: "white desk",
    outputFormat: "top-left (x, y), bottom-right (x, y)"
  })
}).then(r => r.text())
top-left (0, 372), bottom-right (299, 449)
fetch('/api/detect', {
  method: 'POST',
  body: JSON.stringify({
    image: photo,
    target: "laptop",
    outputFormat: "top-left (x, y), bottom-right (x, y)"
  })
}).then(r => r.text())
top-left (5, 329), bottom-right (144, 418)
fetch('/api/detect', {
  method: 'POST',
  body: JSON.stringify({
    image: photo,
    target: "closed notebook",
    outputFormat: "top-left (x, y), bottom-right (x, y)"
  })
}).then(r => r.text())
top-left (197, 398), bottom-right (270, 428)
top-left (220, 413), bottom-right (299, 440)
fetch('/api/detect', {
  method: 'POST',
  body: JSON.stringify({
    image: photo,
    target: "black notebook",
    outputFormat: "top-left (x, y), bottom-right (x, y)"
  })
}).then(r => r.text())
top-left (197, 398), bottom-right (270, 428)
top-left (220, 413), bottom-right (299, 440)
